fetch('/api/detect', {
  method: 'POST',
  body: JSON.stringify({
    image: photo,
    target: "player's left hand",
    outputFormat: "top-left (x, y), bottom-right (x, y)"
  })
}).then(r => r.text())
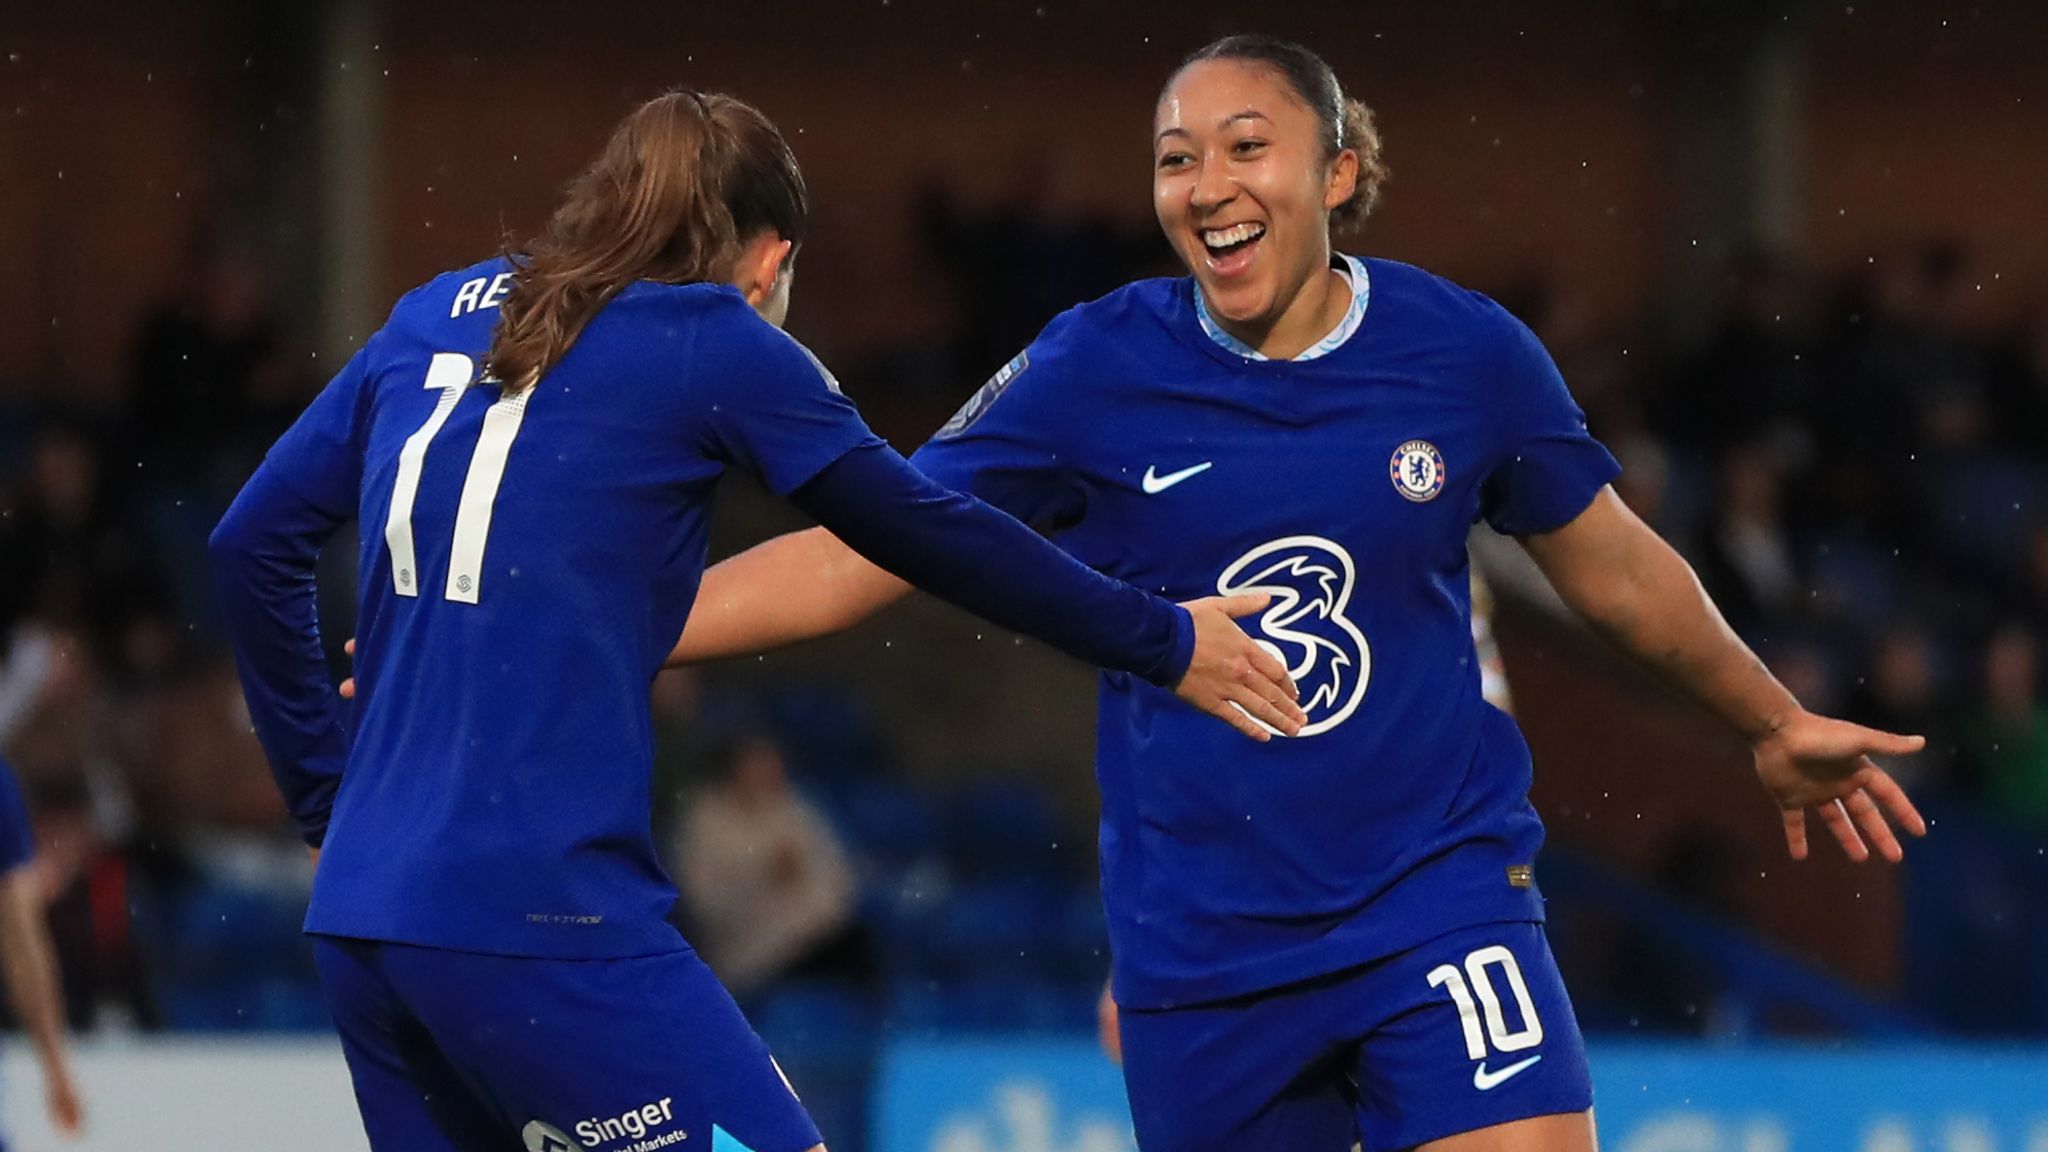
top-left (340, 637), bottom-right (357, 700)
top-left (1751, 709), bottom-right (1927, 862)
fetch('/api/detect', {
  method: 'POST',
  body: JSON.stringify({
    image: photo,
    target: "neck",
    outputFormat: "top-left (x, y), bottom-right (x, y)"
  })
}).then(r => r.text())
top-left (1213, 261), bottom-right (1351, 361)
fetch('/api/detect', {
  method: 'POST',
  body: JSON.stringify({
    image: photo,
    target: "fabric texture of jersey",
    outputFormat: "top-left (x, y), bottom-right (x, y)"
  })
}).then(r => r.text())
top-left (270, 260), bottom-right (881, 959)
top-left (1117, 921), bottom-right (1592, 1152)
top-left (314, 937), bottom-right (821, 1152)
top-left (911, 257), bottom-right (1620, 1008)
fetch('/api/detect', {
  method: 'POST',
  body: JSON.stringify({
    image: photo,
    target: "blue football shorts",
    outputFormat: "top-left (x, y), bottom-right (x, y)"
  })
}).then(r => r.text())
top-left (312, 936), bottom-right (822, 1152)
top-left (1117, 921), bottom-right (1592, 1152)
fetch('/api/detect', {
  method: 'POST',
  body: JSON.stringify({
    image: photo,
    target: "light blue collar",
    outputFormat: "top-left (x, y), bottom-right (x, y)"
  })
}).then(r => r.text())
top-left (1195, 254), bottom-right (1370, 362)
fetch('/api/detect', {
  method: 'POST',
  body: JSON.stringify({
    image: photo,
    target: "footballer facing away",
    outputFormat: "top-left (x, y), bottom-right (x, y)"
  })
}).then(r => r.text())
top-left (210, 91), bottom-right (1303, 1152)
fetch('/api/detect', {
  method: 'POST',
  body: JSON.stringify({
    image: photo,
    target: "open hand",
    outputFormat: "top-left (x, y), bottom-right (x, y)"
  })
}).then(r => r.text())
top-left (1752, 710), bottom-right (1927, 862)
top-left (1175, 594), bottom-right (1304, 741)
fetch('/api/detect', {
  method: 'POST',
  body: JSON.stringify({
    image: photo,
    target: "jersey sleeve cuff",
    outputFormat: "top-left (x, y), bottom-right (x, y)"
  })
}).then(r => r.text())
top-left (1144, 604), bottom-right (1196, 688)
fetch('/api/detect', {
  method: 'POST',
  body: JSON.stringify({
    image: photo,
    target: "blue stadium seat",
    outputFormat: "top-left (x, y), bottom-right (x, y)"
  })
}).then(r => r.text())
top-left (751, 980), bottom-right (879, 1062)
top-left (945, 779), bottom-right (1070, 878)
top-left (1932, 455), bottom-right (2047, 578)
top-left (886, 976), bottom-right (1097, 1034)
top-left (1902, 798), bottom-right (2048, 1034)
top-left (766, 686), bottom-right (886, 779)
top-left (924, 879), bottom-right (1068, 977)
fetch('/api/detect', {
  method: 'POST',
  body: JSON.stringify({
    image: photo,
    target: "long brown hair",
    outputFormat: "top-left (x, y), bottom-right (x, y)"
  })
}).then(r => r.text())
top-left (486, 90), bottom-right (808, 388)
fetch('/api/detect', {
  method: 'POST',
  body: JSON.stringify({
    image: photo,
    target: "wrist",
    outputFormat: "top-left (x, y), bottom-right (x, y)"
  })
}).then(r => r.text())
top-left (1153, 603), bottom-right (1195, 688)
top-left (1744, 705), bottom-right (1803, 749)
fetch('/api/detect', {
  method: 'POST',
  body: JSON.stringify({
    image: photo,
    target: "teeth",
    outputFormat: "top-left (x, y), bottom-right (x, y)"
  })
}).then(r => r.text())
top-left (1202, 223), bottom-right (1265, 250)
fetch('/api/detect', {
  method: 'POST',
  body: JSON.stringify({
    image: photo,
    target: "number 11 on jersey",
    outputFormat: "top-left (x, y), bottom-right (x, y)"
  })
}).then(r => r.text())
top-left (383, 353), bottom-right (532, 605)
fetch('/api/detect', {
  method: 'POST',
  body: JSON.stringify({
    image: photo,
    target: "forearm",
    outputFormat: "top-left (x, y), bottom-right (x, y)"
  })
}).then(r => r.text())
top-left (790, 442), bottom-right (1194, 686)
top-left (669, 527), bottom-right (911, 666)
top-left (0, 874), bottom-right (69, 1070)
top-left (210, 466), bottom-right (349, 846)
top-left (1530, 491), bottom-right (1799, 743)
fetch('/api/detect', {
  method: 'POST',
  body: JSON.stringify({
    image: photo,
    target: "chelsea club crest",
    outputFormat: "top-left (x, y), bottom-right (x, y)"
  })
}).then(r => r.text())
top-left (1389, 440), bottom-right (1446, 503)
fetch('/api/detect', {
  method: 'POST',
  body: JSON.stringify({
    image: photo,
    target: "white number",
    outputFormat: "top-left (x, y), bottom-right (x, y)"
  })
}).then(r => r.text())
top-left (382, 353), bottom-right (532, 604)
top-left (1426, 945), bottom-right (1544, 1060)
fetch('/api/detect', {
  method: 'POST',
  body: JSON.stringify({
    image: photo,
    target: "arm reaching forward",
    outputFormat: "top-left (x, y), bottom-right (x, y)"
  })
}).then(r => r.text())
top-left (670, 526), bottom-right (912, 665)
top-left (698, 443), bottom-right (1304, 741)
top-left (658, 445), bottom-right (1304, 741)
top-left (1521, 487), bottom-right (1927, 861)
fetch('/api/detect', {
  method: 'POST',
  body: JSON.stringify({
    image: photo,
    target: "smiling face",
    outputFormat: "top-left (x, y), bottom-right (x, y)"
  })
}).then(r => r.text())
top-left (1153, 58), bottom-right (1358, 341)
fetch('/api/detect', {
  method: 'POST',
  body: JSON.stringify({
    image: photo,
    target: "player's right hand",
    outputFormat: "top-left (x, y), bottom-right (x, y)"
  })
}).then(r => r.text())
top-left (1752, 708), bottom-right (1927, 862)
top-left (340, 637), bottom-right (357, 700)
top-left (1174, 594), bottom-right (1303, 741)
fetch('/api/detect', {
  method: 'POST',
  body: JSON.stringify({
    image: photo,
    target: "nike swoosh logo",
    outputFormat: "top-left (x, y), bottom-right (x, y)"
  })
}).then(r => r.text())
top-left (1141, 461), bottom-right (1213, 494)
top-left (1473, 1054), bottom-right (1542, 1090)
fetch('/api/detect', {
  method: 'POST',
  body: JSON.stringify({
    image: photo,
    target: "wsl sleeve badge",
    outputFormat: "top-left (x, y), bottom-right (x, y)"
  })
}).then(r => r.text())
top-left (936, 350), bottom-right (1029, 438)
top-left (1390, 440), bottom-right (1446, 502)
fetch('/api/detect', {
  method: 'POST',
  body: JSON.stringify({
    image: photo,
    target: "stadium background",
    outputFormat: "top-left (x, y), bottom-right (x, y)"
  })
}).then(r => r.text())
top-left (3, 0), bottom-right (2047, 1148)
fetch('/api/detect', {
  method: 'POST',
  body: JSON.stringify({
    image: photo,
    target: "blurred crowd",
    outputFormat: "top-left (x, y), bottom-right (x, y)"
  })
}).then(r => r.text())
top-left (1559, 242), bottom-right (2048, 830)
top-left (4, 200), bottom-right (2048, 1044)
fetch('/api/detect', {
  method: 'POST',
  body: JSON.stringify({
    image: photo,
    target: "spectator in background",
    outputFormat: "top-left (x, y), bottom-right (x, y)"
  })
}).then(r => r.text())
top-left (123, 253), bottom-right (305, 630)
top-left (28, 774), bottom-right (161, 1032)
top-left (0, 426), bottom-right (159, 655)
top-left (1659, 250), bottom-right (1821, 459)
top-left (122, 252), bottom-right (296, 497)
top-left (1988, 301), bottom-right (2048, 463)
top-left (1695, 442), bottom-right (1803, 637)
top-left (1959, 624), bottom-right (2048, 830)
top-left (915, 171), bottom-right (1166, 384)
top-left (2020, 523), bottom-right (2048, 638)
top-left (674, 734), bottom-right (874, 1003)
top-left (0, 753), bottom-right (84, 1139)
top-left (1844, 628), bottom-right (1955, 790)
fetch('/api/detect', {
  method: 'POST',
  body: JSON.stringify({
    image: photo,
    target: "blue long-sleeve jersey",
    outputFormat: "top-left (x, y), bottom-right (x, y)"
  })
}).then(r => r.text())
top-left (911, 257), bottom-right (1622, 1008)
top-left (211, 259), bottom-right (1194, 959)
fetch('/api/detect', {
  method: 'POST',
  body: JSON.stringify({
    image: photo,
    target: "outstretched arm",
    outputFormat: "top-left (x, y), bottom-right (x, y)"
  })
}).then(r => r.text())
top-left (793, 443), bottom-right (1301, 739)
top-left (662, 443), bottom-right (1303, 740)
top-left (668, 527), bottom-right (911, 666)
top-left (1521, 487), bottom-right (1927, 861)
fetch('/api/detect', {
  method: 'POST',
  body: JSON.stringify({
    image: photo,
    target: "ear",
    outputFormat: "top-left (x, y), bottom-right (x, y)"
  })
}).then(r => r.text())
top-left (1323, 148), bottom-right (1360, 213)
top-left (735, 235), bottom-right (794, 308)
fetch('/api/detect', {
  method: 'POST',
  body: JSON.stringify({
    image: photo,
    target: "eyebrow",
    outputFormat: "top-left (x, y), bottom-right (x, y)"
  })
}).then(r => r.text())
top-left (1154, 109), bottom-right (1271, 145)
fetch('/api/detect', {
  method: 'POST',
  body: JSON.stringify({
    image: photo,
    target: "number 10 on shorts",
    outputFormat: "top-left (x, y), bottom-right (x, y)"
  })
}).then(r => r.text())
top-left (1426, 945), bottom-right (1544, 1061)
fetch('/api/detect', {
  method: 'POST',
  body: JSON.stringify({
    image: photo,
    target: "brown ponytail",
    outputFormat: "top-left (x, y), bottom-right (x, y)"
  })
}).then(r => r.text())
top-left (486, 90), bottom-right (808, 389)
top-left (1332, 97), bottom-right (1388, 236)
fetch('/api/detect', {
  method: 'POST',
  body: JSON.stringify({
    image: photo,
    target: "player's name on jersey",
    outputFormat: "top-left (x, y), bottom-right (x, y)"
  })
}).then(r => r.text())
top-left (450, 271), bottom-right (518, 318)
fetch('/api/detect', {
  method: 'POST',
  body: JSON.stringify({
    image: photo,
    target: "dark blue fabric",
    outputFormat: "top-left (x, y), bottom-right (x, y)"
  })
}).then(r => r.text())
top-left (314, 937), bottom-right (820, 1152)
top-left (912, 257), bottom-right (1621, 1008)
top-left (213, 259), bottom-right (1196, 960)
top-left (791, 441), bottom-right (1192, 688)
top-left (1119, 922), bottom-right (1592, 1152)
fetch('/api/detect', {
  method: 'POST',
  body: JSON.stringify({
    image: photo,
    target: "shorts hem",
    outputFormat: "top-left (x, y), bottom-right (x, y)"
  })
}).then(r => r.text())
top-left (1375, 1101), bottom-right (1594, 1152)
